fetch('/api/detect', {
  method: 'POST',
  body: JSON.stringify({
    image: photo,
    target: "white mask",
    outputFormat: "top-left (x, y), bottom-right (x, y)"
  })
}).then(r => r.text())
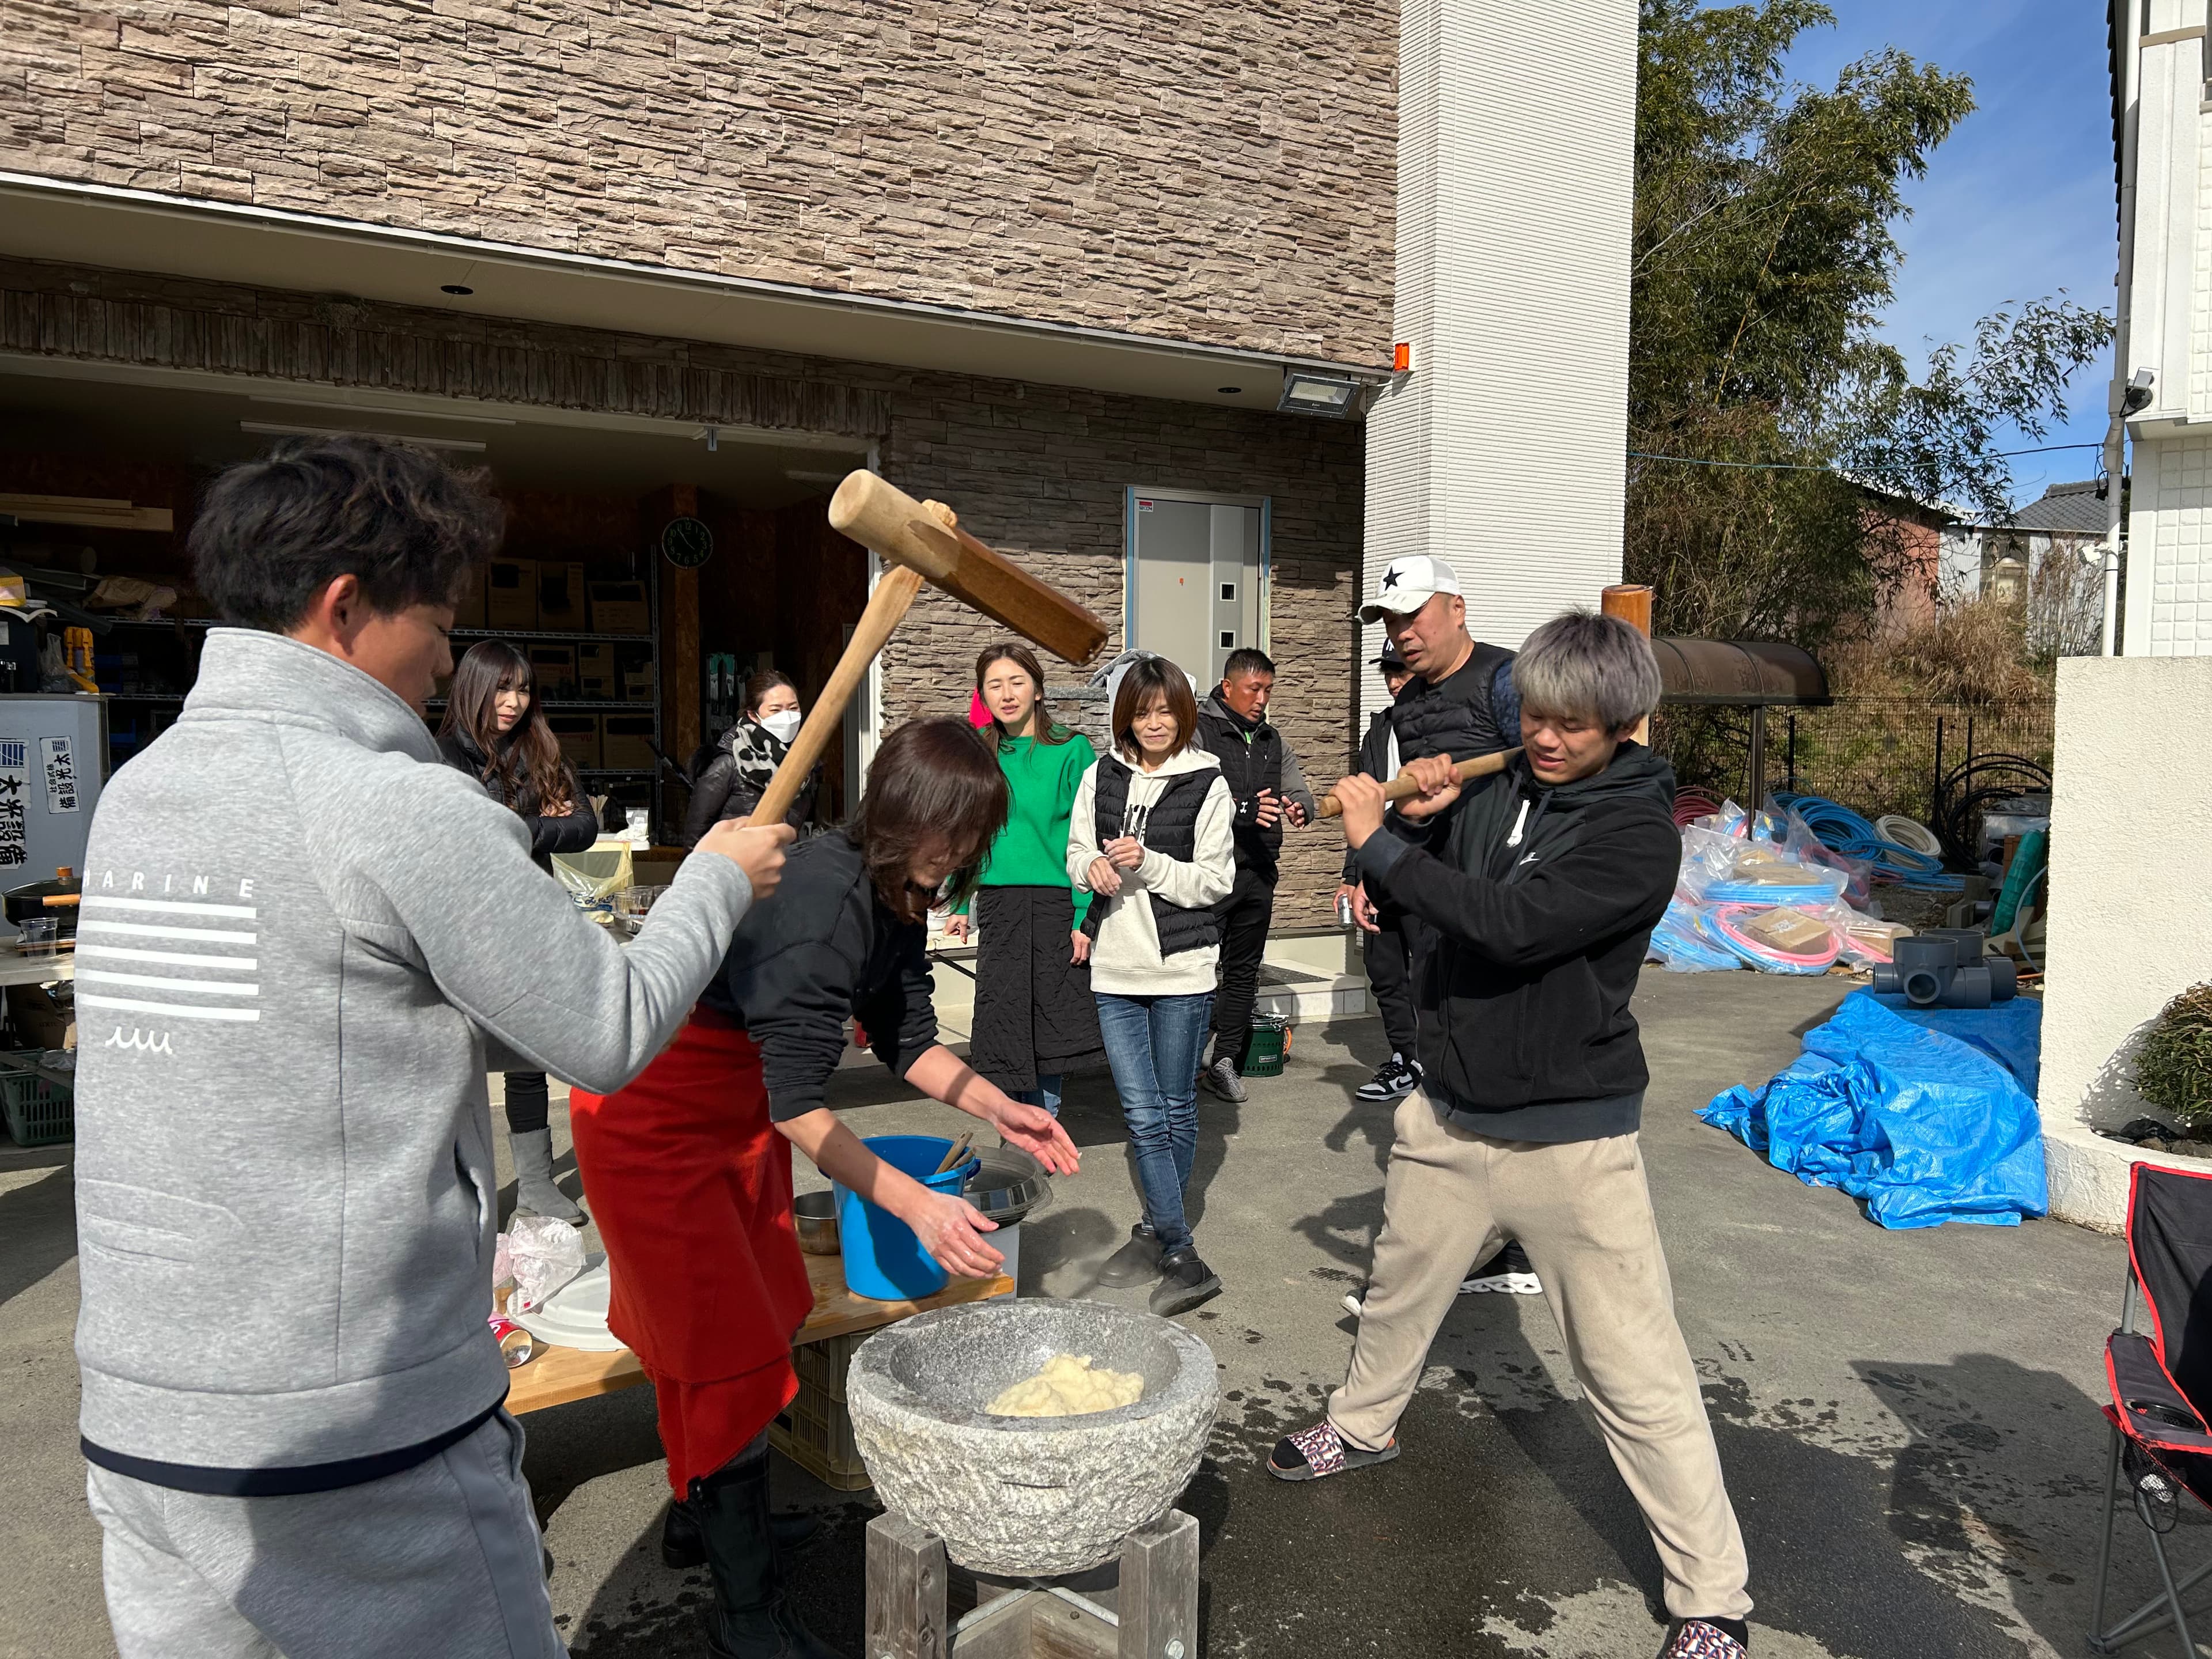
top-left (759, 709), bottom-right (802, 744)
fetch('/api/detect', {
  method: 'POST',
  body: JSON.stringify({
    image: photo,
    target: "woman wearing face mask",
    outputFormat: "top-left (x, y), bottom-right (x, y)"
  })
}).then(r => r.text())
top-left (683, 669), bottom-right (819, 845)
top-left (1067, 656), bottom-right (1236, 1316)
top-left (941, 642), bottom-right (1104, 1119)
top-left (436, 639), bottom-right (603, 1225)
top-left (569, 717), bottom-right (1081, 1659)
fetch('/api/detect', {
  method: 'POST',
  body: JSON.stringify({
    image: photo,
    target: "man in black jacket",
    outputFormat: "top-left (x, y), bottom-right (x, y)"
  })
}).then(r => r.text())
top-left (1194, 648), bottom-right (1317, 1103)
top-left (1344, 555), bottom-right (1521, 1105)
top-left (1272, 613), bottom-right (1754, 1659)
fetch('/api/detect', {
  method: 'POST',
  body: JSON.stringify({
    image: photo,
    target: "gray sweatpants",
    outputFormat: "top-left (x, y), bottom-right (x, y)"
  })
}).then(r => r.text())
top-left (86, 1410), bottom-right (565, 1659)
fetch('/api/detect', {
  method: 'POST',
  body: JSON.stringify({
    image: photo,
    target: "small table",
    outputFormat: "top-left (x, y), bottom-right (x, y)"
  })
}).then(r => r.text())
top-left (0, 946), bottom-right (74, 988)
top-left (505, 1248), bottom-right (1014, 1415)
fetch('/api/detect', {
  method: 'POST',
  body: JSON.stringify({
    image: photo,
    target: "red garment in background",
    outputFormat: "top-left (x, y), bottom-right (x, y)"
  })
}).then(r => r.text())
top-left (569, 1013), bottom-right (816, 1494)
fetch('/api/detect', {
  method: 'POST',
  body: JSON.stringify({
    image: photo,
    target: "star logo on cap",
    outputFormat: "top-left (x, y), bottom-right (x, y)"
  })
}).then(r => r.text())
top-left (1381, 568), bottom-right (1401, 591)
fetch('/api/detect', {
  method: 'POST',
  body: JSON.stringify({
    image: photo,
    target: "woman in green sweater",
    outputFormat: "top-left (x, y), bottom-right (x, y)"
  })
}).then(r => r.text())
top-left (944, 642), bottom-right (1105, 1115)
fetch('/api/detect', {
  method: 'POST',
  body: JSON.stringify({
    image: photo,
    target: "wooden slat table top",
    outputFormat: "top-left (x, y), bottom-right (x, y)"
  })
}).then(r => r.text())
top-left (505, 1249), bottom-right (1013, 1415)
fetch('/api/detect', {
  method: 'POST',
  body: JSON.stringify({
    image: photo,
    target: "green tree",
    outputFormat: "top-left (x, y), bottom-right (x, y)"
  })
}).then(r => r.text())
top-left (1627, 0), bottom-right (2113, 646)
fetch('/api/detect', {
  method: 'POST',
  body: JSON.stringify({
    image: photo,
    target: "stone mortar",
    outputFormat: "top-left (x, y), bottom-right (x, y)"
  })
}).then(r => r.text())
top-left (846, 1300), bottom-right (1219, 1576)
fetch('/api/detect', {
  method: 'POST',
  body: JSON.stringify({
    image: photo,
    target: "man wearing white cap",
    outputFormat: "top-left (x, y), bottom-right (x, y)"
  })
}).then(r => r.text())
top-left (1338, 554), bottom-right (1539, 1297)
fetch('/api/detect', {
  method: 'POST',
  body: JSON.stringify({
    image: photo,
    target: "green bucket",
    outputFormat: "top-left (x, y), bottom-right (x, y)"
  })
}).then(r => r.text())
top-left (1240, 1013), bottom-right (1293, 1078)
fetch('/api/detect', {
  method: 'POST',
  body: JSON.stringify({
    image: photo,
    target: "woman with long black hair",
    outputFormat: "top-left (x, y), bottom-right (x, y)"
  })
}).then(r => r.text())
top-left (942, 642), bottom-right (1104, 1118)
top-left (570, 718), bottom-right (1078, 1659)
top-left (683, 669), bottom-right (822, 844)
top-left (437, 639), bottom-right (602, 1224)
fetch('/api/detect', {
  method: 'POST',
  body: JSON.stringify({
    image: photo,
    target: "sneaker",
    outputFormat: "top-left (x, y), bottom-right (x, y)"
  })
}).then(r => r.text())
top-left (1461, 1240), bottom-right (1541, 1296)
top-left (1355, 1052), bottom-right (1422, 1101)
top-left (1342, 1288), bottom-right (1366, 1319)
top-left (1658, 1618), bottom-right (1749, 1658)
top-left (1149, 1247), bottom-right (1222, 1316)
top-left (1201, 1056), bottom-right (1248, 1103)
top-left (1094, 1224), bottom-right (1165, 1288)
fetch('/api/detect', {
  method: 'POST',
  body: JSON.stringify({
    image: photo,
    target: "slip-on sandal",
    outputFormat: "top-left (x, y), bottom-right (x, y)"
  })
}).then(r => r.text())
top-left (1267, 1421), bottom-right (1399, 1482)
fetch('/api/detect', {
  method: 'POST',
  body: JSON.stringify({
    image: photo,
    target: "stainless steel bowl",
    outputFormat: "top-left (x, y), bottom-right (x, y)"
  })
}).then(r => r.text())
top-left (962, 1146), bottom-right (1054, 1225)
top-left (793, 1190), bottom-right (840, 1256)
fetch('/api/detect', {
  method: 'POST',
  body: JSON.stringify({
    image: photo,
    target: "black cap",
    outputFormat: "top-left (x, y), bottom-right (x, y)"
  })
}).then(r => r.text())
top-left (1373, 642), bottom-right (1408, 672)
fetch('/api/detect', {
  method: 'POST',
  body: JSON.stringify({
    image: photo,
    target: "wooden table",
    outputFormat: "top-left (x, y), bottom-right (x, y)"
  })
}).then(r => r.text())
top-left (505, 1248), bottom-right (1013, 1415)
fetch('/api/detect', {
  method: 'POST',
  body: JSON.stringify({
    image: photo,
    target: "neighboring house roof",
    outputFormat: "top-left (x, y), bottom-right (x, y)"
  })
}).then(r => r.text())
top-left (1995, 480), bottom-right (2109, 537)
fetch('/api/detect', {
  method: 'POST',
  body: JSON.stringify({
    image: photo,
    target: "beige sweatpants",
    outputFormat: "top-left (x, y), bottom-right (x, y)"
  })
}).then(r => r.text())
top-left (1330, 1090), bottom-right (1752, 1623)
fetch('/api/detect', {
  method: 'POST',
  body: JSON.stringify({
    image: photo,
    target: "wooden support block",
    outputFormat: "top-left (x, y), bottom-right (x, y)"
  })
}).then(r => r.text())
top-left (868, 1512), bottom-right (949, 1659)
top-left (1116, 1511), bottom-right (1199, 1659)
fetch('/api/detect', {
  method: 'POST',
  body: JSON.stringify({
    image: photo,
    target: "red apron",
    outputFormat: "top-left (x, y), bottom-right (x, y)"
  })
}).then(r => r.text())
top-left (569, 1010), bottom-right (816, 1493)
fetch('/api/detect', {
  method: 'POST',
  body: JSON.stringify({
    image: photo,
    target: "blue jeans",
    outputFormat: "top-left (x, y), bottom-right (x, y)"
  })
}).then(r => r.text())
top-left (1012, 1074), bottom-right (1064, 1118)
top-left (1095, 991), bottom-right (1213, 1252)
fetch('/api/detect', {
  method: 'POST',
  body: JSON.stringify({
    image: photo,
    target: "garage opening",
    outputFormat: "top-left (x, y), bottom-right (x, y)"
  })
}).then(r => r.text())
top-left (0, 362), bottom-right (877, 839)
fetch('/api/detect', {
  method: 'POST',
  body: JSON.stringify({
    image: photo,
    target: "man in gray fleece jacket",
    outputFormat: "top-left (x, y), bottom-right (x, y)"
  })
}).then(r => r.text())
top-left (73, 437), bottom-right (790, 1659)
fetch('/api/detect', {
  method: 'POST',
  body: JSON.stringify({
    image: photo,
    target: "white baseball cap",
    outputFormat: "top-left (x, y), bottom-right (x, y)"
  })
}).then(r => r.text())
top-left (1358, 554), bottom-right (1462, 623)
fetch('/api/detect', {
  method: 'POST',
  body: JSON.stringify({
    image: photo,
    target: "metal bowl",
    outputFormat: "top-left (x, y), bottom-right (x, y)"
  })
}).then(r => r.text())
top-left (962, 1145), bottom-right (1054, 1225)
top-left (793, 1190), bottom-right (840, 1256)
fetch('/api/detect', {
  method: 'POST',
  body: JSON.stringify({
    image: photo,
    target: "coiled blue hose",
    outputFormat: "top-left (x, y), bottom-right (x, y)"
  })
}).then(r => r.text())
top-left (1770, 793), bottom-right (1963, 892)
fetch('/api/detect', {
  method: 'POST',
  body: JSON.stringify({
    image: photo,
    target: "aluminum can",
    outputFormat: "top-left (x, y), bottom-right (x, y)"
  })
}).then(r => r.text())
top-left (488, 1315), bottom-right (536, 1368)
top-left (1336, 892), bottom-right (1357, 927)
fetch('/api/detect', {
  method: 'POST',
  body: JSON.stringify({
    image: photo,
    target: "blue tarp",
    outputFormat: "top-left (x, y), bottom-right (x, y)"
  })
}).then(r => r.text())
top-left (1699, 990), bottom-right (2048, 1229)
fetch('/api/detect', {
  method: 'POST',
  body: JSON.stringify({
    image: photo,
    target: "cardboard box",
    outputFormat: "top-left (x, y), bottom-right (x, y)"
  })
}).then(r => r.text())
top-left (601, 713), bottom-right (658, 771)
top-left (487, 559), bottom-right (536, 630)
top-left (589, 581), bottom-right (650, 635)
top-left (575, 644), bottom-right (619, 700)
top-left (547, 714), bottom-right (601, 770)
top-left (536, 561), bottom-right (588, 631)
top-left (524, 643), bottom-right (576, 694)
top-left (452, 565), bottom-right (488, 630)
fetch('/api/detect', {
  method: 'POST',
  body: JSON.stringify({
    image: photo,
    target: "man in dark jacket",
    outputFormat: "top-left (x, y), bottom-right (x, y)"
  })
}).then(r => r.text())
top-left (1272, 612), bottom-right (1754, 1659)
top-left (1194, 648), bottom-right (1317, 1104)
top-left (1344, 554), bottom-right (1520, 1105)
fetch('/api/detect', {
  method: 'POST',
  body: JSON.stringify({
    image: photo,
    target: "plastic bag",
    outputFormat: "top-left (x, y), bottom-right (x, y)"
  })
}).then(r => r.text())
top-left (505, 1216), bottom-right (586, 1313)
top-left (1779, 807), bottom-right (1873, 908)
top-left (1647, 896), bottom-right (1740, 971)
top-left (1675, 825), bottom-right (1743, 900)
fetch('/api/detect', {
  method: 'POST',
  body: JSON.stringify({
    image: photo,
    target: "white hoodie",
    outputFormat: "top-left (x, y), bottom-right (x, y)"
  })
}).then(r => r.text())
top-left (1066, 745), bottom-right (1238, 997)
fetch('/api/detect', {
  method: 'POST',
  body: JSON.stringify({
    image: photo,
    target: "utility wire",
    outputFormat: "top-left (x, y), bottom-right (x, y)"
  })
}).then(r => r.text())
top-left (1626, 441), bottom-right (2105, 474)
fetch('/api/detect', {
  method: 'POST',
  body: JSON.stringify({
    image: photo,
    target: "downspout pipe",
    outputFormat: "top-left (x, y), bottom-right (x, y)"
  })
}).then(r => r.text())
top-left (2105, 0), bottom-right (2142, 658)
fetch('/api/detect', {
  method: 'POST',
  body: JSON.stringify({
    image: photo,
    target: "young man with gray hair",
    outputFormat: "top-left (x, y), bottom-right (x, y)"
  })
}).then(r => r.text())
top-left (1275, 612), bottom-right (1755, 1659)
top-left (72, 437), bottom-right (790, 1659)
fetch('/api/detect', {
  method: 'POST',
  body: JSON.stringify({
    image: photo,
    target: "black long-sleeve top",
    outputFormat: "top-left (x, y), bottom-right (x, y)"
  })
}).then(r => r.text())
top-left (696, 831), bottom-right (939, 1120)
top-left (435, 729), bottom-right (601, 868)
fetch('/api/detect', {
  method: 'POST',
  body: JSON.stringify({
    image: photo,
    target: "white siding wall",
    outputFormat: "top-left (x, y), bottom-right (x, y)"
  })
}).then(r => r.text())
top-left (1360, 0), bottom-right (1638, 723)
top-left (2129, 438), bottom-right (2212, 653)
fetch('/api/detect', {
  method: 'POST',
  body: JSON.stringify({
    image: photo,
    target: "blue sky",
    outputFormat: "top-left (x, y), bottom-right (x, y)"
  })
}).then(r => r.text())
top-left (1783, 0), bottom-right (2116, 505)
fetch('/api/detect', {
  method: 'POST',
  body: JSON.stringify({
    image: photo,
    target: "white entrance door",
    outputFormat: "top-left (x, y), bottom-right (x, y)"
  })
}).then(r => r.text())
top-left (1125, 489), bottom-right (1267, 685)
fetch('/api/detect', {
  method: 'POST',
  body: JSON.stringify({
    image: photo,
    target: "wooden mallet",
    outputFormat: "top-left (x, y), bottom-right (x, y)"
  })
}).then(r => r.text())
top-left (1313, 748), bottom-right (1523, 819)
top-left (746, 472), bottom-right (1111, 825)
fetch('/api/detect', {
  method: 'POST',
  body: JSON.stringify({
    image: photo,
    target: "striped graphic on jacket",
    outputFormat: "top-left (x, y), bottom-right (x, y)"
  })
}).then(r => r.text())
top-left (73, 894), bottom-right (262, 1024)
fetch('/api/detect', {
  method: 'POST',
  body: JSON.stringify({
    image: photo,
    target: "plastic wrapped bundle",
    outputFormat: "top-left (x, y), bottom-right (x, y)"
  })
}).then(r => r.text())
top-left (1647, 896), bottom-right (1741, 972)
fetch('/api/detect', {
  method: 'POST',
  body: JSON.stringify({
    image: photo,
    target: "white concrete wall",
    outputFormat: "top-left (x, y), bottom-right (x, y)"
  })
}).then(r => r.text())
top-left (2040, 654), bottom-right (2212, 1226)
top-left (1359, 0), bottom-right (1637, 722)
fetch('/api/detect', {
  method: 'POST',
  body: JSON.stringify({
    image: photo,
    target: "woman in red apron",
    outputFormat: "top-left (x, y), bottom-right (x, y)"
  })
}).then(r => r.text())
top-left (570, 718), bottom-right (1079, 1659)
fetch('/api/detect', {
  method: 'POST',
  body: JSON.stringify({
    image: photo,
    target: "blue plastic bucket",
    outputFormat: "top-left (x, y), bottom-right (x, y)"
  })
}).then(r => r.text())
top-left (835, 1135), bottom-right (981, 1301)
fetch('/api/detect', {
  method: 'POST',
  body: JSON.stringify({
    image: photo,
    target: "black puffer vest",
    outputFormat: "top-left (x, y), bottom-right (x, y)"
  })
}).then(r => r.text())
top-left (1195, 695), bottom-right (1285, 874)
top-left (1390, 641), bottom-right (1517, 764)
top-left (1084, 755), bottom-right (1224, 958)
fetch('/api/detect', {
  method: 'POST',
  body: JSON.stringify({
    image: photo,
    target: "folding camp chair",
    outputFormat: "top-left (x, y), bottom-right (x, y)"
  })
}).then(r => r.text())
top-left (2090, 1162), bottom-right (2212, 1655)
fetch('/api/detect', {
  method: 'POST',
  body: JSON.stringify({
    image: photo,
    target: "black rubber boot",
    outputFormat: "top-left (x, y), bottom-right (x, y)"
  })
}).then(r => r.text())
top-left (665, 1498), bottom-right (820, 1570)
top-left (692, 1446), bottom-right (846, 1659)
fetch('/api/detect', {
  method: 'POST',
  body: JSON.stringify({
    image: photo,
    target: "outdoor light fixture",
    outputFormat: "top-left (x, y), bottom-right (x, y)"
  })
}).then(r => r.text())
top-left (1277, 372), bottom-right (1363, 418)
top-left (238, 421), bottom-right (487, 453)
top-left (441, 283), bottom-right (475, 296)
top-left (1218, 386), bottom-right (1243, 395)
top-left (2123, 367), bottom-right (2157, 416)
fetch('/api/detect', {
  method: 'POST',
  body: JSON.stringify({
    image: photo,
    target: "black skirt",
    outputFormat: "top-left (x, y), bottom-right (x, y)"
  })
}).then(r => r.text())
top-left (967, 885), bottom-right (1106, 1092)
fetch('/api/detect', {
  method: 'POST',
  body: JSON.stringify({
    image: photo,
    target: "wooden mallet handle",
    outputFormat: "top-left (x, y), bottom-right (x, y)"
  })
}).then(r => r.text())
top-left (1315, 748), bottom-right (1522, 820)
top-left (748, 565), bottom-right (927, 828)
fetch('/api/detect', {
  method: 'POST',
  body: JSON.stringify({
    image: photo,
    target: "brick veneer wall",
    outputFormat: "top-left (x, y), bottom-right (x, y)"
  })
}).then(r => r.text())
top-left (5, 0), bottom-right (1397, 366)
top-left (0, 254), bottom-right (1364, 921)
top-left (878, 377), bottom-right (1362, 926)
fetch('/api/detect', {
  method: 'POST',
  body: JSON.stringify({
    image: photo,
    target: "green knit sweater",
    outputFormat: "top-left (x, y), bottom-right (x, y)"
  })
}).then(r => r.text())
top-left (959, 730), bottom-right (1096, 926)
